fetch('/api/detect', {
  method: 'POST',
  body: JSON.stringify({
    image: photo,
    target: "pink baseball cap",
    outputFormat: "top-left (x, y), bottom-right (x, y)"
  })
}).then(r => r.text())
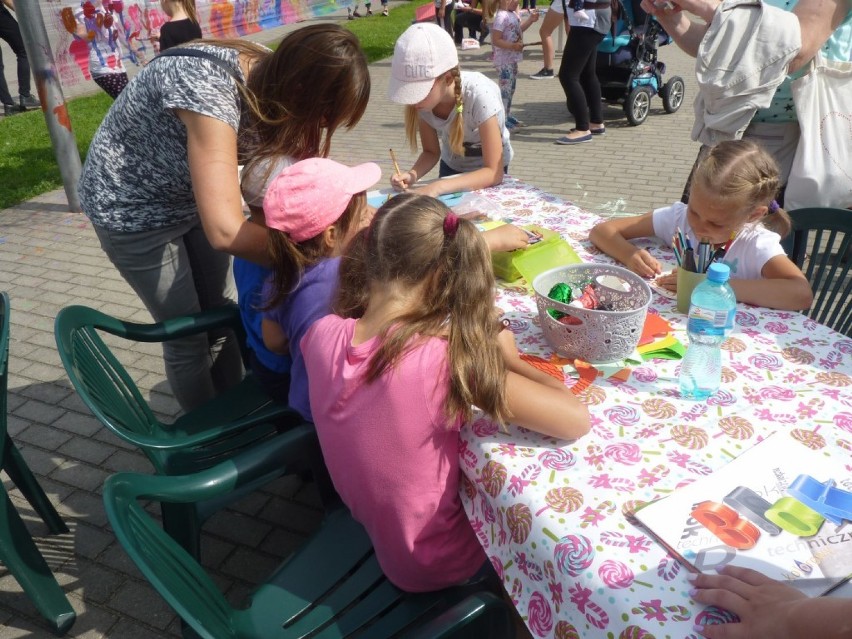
top-left (263, 158), bottom-right (381, 242)
top-left (387, 23), bottom-right (459, 105)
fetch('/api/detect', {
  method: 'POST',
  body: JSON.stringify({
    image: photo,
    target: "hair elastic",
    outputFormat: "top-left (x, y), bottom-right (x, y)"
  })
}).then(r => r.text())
top-left (768, 200), bottom-right (780, 214)
top-left (443, 212), bottom-right (460, 237)
top-left (455, 102), bottom-right (464, 115)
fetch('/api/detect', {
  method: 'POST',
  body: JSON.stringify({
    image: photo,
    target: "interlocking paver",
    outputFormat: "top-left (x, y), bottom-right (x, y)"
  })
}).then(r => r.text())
top-left (0, 6), bottom-right (703, 635)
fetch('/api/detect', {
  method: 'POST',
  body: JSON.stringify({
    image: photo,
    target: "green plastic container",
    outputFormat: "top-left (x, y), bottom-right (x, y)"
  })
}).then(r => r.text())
top-left (491, 225), bottom-right (582, 284)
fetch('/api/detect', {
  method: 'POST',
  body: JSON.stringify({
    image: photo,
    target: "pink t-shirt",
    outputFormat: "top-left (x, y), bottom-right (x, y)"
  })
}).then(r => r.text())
top-left (301, 315), bottom-right (486, 592)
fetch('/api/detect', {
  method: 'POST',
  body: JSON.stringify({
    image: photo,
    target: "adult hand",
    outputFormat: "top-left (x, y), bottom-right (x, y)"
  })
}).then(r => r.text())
top-left (688, 566), bottom-right (808, 639)
top-left (391, 170), bottom-right (417, 191)
top-left (626, 248), bottom-right (662, 278)
top-left (642, 0), bottom-right (719, 21)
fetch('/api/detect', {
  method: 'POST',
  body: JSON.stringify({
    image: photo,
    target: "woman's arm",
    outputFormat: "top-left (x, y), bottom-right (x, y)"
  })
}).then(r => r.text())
top-left (177, 109), bottom-right (269, 265)
top-left (261, 318), bottom-right (290, 355)
top-left (414, 114), bottom-right (505, 197)
top-left (728, 254), bottom-right (813, 310)
top-left (588, 213), bottom-right (662, 278)
top-left (789, 0), bottom-right (850, 72)
top-left (499, 330), bottom-right (590, 440)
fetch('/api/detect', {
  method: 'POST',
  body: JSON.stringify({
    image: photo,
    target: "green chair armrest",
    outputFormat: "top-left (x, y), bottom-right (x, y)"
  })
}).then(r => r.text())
top-left (59, 304), bottom-right (242, 344)
top-left (405, 592), bottom-right (514, 639)
top-left (105, 423), bottom-right (318, 504)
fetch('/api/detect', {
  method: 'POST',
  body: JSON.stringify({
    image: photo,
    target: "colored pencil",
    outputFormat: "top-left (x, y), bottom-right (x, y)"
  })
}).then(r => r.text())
top-left (389, 148), bottom-right (402, 177)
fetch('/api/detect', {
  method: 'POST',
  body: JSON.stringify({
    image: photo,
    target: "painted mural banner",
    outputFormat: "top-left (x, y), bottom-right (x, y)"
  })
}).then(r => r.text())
top-left (44, 0), bottom-right (344, 91)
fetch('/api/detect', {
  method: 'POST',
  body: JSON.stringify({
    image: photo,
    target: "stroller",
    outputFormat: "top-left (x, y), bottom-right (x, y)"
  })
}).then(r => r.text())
top-left (595, 0), bottom-right (685, 125)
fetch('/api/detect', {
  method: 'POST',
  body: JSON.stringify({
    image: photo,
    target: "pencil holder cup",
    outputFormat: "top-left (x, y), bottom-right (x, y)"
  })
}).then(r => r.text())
top-left (677, 267), bottom-right (706, 314)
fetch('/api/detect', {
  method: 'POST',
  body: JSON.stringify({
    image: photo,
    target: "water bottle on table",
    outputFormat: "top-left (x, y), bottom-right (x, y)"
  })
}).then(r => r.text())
top-left (679, 263), bottom-right (736, 400)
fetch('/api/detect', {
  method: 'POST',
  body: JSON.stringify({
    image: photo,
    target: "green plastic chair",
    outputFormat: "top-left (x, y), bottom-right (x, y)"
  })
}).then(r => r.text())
top-left (787, 207), bottom-right (852, 337)
top-left (1, 292), bottom-right (75, 634)
top-left (103, 428), bottom-right (515, 639)
top-left (54, 303), bottom-right (315, 560)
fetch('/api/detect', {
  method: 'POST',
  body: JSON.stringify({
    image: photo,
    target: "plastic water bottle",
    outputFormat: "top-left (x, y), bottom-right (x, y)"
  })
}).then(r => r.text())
top-left (679, 263), bottom-right (737, 400)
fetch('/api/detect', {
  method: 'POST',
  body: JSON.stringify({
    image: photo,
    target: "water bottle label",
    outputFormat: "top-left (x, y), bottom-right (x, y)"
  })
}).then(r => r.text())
top-left (689, 305), bottom-right (729, 328)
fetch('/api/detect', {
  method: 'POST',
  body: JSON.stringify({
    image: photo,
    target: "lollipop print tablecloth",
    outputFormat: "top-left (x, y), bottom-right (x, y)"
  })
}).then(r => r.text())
top-left (459, 179), bottom-right (852, 639)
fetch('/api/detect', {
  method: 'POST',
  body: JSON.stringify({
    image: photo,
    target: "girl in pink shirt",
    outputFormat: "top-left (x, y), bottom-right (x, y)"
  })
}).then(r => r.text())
top-left (301, 193), bottom-right (590, 592)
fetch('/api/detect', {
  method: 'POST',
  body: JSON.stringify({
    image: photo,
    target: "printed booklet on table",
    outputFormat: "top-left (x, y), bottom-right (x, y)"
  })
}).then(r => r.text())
top-left (634, 433), bottom-right (852, 597)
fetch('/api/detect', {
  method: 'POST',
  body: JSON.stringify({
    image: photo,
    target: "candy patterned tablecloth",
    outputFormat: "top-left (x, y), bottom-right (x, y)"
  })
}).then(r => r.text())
top-left (459, 179), bottom-right (852, 639)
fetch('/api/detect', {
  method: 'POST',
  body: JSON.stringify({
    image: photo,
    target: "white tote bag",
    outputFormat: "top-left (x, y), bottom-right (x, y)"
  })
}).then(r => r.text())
top-left (784, 53), bottom-right (852, 210)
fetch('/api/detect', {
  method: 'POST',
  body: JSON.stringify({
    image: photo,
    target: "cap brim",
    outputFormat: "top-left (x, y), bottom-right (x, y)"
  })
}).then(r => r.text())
top-left (387, 75), bottom-right (434, 105)
top-left (345, 162), bottom-right (383, 195)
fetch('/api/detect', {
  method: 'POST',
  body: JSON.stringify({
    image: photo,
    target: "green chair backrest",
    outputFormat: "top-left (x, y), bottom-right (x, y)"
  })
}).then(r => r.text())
top-left (788, 207), bottom-right (852, 337)
top-left (0, 292), bottom-right (10, 462)
top-left (54, 305), bottom-right (160, 445)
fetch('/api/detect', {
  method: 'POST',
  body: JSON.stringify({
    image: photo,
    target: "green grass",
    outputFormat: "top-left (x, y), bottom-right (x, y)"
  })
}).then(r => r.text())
top-left (0, 0), bottom-right (428, 210)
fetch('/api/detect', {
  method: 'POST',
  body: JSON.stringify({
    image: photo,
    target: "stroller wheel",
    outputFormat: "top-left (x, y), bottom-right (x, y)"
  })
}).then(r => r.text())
top-left (625, 86), bottom-right (652, 126)
top-left (662, 76), bottom-right (685, 114)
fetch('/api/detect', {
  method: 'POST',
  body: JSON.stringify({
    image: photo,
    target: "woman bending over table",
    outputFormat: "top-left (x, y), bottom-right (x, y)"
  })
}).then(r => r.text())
top-left (77, 25), bottom-right (370, 412)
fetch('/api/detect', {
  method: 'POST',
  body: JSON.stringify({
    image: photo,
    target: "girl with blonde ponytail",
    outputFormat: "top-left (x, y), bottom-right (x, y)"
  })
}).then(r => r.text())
top-left (388, 23), bottom-right (513, 198)
top-left (302, 193), bottom-right (589, 592)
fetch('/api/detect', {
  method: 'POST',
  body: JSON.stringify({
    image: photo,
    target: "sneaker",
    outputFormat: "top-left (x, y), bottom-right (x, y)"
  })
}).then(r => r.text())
top-left (19, 93), bottom-right (40, 109)
top-left (3, 103), bottom-right (17, 117)
top-left (366, 7), bottom-right (373, 14)
top-left (507, 115), bottom-right (527, 128)
top-left (382, 7), bottom-right (388, 15)
top-left (529, 67), bottom-right (554, 79)
top-left (352, 9), bottom-right (362, 16)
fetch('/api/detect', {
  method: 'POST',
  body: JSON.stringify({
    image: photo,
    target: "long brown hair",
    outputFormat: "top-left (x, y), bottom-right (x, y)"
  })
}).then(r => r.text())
top-left (264, 193), bottom-right (365, 310)
top-left (203, 25), bottom-right (369, 168)
top-left (404, 67), bottom-right (466, 157)
top-left (334, 193), bottom-right (509, 425)
top-left (692, 140), bottom-right (792, 238)
top-left (165, 0), bottom-right (199, 23)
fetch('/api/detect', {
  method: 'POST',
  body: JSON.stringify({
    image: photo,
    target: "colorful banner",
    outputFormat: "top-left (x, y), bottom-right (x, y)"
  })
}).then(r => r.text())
top-left (43, 0), bottom-right (344, 92)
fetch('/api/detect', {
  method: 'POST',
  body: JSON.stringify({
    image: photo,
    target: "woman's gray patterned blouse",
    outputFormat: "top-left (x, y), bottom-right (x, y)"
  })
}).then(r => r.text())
top-left (78, 45), bottom-right (246, 233)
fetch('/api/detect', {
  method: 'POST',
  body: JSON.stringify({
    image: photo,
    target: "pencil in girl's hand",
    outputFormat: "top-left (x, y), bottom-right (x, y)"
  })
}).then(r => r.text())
top-left (389, 148), bottom-right (402, 178)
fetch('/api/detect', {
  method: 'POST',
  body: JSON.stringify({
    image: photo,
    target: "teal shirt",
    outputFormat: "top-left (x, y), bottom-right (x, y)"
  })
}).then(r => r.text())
top-left (753, 0), bottom-right (852, 123)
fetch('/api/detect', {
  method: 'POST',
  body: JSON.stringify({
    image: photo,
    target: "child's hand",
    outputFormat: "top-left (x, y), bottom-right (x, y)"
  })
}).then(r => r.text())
top-left (626, 248), bottom-right (661, 278)
top-left (483, 223), bottom-right (530, 252)
top-left (530, 10), bottom-right (540, 21)
top-left (391, 171), bottom-right (416, 191)
top-left (655, 269), bottom-right (677, 291)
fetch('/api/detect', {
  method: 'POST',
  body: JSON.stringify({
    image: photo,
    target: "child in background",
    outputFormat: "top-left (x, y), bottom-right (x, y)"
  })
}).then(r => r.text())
top-left (589, 140), bottom-right (813, 311)
top-left (486, 0), bottom-right (539, 130)
top-left (388, 23), bottom-right (512, 198)
top-left (260, 158), bottom-right (380, 422)
top-left (348, 0), bottom-right (388, 18)
top-left (154, 0), bottom-right (202, 51)
top-left (302, 193), bottom-right (590, 592)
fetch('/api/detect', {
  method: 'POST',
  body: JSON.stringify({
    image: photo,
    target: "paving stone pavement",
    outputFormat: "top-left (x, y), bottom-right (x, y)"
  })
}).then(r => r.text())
top-left (0, 10), bottom-right (701, 637)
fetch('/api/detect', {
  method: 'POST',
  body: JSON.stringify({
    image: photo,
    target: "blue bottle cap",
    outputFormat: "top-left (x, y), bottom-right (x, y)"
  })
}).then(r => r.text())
top-left (706, 263), bottom-right (731, 283)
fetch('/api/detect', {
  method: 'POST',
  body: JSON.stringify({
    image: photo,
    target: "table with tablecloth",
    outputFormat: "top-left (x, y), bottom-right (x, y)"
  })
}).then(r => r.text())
top-left (458, 179), bottom-right (852, 639)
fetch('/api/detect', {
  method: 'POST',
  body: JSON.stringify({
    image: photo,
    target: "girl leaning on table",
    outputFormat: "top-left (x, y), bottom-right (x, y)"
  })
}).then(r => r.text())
top-left (301, 193), bottom-right (590, 593)
top-left (388, 23), bottom-right (513, 199)
top-left (589, 140), bottom-right (813, 311)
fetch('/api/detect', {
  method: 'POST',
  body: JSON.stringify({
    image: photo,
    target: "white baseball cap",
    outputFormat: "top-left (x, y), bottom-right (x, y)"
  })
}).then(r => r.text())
top-left (387, 23), bottom-right (459, 105)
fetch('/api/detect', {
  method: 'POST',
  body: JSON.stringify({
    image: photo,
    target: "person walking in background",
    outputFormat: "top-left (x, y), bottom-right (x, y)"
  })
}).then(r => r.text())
top-left (153, 0), bottom-right (202, 51)
top-left (554, 0), bottom-right (611, 144)
top-left (528, 0), bottom-right (568, 79)
top-left (487, 0), bottom-right (539, 129)
top-left (0, 0), bottom-right (40, 117)
top-left (436, 0), bottom-right (454, 36)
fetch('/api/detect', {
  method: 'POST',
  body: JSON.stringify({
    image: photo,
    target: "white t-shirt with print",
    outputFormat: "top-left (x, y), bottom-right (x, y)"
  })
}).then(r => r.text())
top-left (417, 71), bottom-right (513, 173)
top-left (652, 201), bottom-right (786, 280)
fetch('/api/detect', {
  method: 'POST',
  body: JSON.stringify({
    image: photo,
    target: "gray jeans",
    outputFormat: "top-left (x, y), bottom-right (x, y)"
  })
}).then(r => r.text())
top-left (94, 219), bottom-right (243, 413)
